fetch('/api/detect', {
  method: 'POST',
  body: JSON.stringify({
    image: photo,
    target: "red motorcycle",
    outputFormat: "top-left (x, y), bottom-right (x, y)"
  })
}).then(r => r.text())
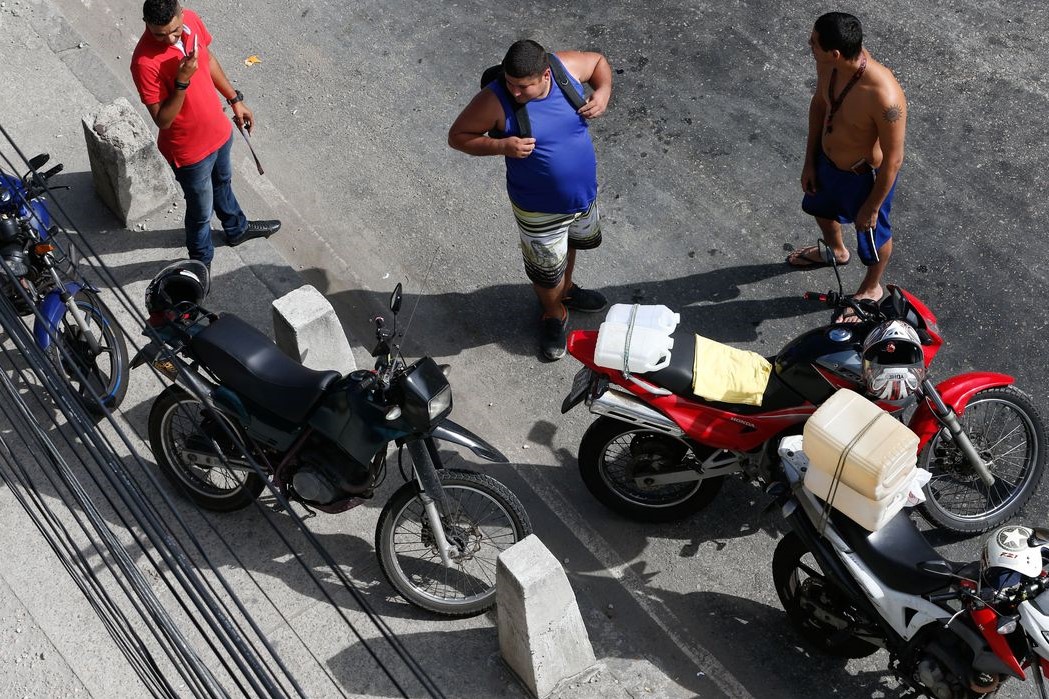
top-left (561, 264), bottom-right (1046, 533)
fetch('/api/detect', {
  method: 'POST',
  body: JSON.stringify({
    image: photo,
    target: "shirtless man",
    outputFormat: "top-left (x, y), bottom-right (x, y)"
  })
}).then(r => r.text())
top-left (787, 12), bottom-right (906, 319)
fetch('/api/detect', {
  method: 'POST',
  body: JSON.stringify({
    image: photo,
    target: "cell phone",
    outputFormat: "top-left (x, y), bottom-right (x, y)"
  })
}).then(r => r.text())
top-left (191, 34), bottom-right (198, 56)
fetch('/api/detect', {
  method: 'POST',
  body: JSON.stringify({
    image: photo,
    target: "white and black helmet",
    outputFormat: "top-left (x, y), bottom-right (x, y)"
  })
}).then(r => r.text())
top-left (145, 260), bottom-right (210, 314)
top-left (861, 320), bottom-right (926, 401)
top-left (982, 525), bottom-right (1043, 592)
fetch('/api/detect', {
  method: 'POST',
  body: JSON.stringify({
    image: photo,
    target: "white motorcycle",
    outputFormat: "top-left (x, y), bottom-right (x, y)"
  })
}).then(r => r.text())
top-left (773, 439), bottom-right (1049, 698)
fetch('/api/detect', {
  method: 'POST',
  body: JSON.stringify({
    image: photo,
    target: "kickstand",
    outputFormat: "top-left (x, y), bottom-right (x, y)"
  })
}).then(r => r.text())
top-left (298, 500), bottom-right (318, 519)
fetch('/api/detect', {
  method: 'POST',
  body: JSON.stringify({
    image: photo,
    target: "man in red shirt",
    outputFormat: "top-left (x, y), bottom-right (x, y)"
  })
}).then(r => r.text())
top-left (131, 0), bottom-right (279, 268)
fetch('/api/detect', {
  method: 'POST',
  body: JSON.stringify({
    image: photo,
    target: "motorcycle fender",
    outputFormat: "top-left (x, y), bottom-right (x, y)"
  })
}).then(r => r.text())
top-left (34, 281), bottom-right (84, 350)
top-left (944, 618), bottom-right (1023, 679)
top-left (431, 418), bottom-right (509, 463)
top-left (130, 339), bottom-right (164, 369)
top-left (908, 372), bottom-right (1015, 449)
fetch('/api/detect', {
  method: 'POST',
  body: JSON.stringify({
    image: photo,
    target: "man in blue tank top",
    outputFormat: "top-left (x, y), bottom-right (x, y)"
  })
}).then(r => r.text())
top-left (449, 40), bottom-right (613, 360)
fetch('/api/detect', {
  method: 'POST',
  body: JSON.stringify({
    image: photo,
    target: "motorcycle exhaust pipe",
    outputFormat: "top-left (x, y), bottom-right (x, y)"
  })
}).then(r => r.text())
top-left (589, 388), bottom-right (684, 436)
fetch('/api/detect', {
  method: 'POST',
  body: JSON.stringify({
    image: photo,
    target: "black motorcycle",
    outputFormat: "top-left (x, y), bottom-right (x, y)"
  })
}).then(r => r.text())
top-left (133, 262), bottom-right (531, 616)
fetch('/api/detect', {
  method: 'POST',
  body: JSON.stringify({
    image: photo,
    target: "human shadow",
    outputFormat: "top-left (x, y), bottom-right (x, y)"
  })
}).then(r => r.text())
top-left (306, 262), bottom-right (821, 361)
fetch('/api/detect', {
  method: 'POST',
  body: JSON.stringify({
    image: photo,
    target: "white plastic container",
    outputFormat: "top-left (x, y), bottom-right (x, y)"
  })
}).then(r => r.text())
top-left (804, 461), bottom-right (911, 531)
top-left (594, 322), bottom-right (674, 373)
top-left (604, 304), bottom-right (680, 335)
top-left (802, 388), bottom-right (918, 501)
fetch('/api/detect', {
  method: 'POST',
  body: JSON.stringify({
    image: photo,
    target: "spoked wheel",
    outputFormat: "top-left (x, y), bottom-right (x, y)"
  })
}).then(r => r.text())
top-left (772, 532), bottom-right (879, 658)
top-left (46, 290), bottom-right (129, 416)
top-left (919, 387), bottom-right (1047, 533)
top-left (578, 417), bottom-right (725, 522)
top-left (376, 470), bottom-right (531, 617)
top-left (148, 385), bottom-right (264, 511)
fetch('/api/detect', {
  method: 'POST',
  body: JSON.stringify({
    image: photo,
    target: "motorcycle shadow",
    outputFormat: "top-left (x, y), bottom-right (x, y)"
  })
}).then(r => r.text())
top-left (670, 589), bottom-right (913, 698)
top-left (304, 262), bottom-right (820, 360)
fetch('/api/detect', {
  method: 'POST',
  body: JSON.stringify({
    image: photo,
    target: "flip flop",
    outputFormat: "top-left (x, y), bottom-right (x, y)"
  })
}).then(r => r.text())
top-left (785, 245), bottom-right (849, 269)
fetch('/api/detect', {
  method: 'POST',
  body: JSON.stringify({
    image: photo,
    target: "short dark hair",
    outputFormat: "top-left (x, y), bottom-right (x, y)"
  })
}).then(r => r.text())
top-left (502, 40), bottom-right (549, 79)
top-left (143, 0), bottom-right (179, 26)
top-left (814, 12), bottom-right (863, 59)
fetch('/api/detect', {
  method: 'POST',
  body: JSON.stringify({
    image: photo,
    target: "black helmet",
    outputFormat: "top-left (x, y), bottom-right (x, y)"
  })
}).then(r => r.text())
top-left (145, 260), bottom-right (210, 314)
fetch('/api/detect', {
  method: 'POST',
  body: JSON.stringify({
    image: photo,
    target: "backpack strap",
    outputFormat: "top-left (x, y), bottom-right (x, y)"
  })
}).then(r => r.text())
top-left (482, 65), bottom-right (532, 139)
top-left (547, 53), bottom-right (587, 112)
top-left (483, 52), bottom-right (585, 140)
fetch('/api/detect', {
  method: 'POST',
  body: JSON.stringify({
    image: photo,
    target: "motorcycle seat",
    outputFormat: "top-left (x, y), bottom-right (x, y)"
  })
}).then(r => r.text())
top-left (190, 313), bottom-right (341, 423)
top-left (832, 508), bottom-right (963, 596)
top-left (639, 329), bottom-right (789, 415)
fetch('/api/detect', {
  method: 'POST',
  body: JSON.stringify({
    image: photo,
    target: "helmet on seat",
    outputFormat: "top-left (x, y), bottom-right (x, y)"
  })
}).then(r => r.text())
top-left (860, 320), bottom-right (925, 401)
top-left (145, 260), bottom-right (210, 315)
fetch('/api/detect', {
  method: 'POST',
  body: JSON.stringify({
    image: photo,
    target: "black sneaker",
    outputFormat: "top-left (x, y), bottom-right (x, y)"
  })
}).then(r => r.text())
top-left (539, 313), bottom-right (568, 360)
top-left (563, 284), bottom-right (607, 313)
top-left (228, 219), bottom-right (281, 247)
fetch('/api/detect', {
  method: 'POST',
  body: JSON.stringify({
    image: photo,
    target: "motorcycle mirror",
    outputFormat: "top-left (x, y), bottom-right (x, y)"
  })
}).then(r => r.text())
top-left (916, 560), bottom-right (955, 577)
top-left (26, 154), bottom-right (49, 172)
top-left (389, 283), bottom-right (403, 314)
top-left (1029, 528), bottom-right (1049, 548)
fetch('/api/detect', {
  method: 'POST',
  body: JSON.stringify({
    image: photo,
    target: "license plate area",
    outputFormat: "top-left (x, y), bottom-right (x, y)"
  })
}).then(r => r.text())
top-left (561, 367), bottom-right (596, 414)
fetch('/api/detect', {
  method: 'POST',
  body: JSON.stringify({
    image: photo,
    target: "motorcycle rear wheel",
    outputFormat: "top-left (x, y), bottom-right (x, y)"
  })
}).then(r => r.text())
top-left (919, 386), bottom-right (1046, 533)
top-left (148, 385), bottom-right (265, 511)
top-left (578, 417), bottom-right (724, 522)
top-left (376, 470), bottom-right (531, 617)
top-left (772, 532), bottom-right (879, 658)
top-left (46, 290), bottom-right (129, 416)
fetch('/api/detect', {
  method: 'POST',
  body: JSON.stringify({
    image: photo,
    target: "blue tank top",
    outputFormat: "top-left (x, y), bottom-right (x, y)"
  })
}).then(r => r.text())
top-left (488, 55), bottom-right (598, 214)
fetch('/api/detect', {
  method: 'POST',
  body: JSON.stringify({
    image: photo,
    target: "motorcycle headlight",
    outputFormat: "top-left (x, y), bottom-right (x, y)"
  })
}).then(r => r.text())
top-left (427, 386), bottom-right (452, 422)
top-left (398, 357), bottom-right (453, 431)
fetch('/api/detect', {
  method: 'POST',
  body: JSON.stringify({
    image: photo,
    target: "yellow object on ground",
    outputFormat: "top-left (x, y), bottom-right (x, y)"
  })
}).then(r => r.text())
top-left (692, 334), bottom-right (772, 406)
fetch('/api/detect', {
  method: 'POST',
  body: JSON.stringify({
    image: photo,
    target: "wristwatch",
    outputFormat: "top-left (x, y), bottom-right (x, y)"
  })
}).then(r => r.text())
top-left (227, 90), bottom-right (244, 105)
top-left (174, 79), bottom-right (190, 90)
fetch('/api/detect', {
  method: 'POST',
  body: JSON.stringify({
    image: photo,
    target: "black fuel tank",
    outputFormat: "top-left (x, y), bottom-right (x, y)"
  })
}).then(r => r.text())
top-left (775, 325), bottom-right (865, 404)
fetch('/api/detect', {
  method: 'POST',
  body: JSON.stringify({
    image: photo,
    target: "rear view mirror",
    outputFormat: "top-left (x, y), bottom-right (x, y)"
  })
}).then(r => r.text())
top-left (389, 283), bottom-right (403, 314)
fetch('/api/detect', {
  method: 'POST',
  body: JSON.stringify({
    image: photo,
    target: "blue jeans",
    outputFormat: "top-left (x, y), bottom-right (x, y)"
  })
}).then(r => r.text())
top-left (172, 134), bottom-right (247, 265)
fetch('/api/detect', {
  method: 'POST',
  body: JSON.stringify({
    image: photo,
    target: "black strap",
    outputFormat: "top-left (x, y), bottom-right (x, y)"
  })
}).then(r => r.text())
top-left (547, 53), bottom-right (586, 111)
top-left (484, 53), bottom-right (585, 140)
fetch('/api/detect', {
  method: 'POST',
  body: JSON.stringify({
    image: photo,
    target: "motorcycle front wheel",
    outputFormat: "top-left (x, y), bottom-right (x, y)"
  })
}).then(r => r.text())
top-left (919, 386), bottom-right (1047, 533)
top-left (148, 385), bottom-right (265, 512)
top-left (46, 290), bottom-right (129, 416)
top-left (772, 531), bottom-right (879, 659)
top-left (578, 417), bottom-right (725, 522)
top-left (376, 470), bottom-right (531, 617)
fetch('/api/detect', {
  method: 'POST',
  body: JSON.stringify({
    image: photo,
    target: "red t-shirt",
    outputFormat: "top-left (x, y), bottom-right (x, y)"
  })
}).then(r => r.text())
top-left (130, 9), bottom-right (232, 168)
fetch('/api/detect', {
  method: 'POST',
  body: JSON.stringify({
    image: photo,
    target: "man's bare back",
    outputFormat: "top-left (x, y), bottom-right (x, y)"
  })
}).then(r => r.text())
top-left (816, 49), bottom-right (906, 171)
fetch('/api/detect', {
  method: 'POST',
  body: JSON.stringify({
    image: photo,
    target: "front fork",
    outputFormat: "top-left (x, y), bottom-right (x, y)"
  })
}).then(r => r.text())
top-left (406, 438), bottom-right (457, 568)
top-left (919, 379), bottom-right (995, 487)
top-left (48, 264), bottom-right (102, 355)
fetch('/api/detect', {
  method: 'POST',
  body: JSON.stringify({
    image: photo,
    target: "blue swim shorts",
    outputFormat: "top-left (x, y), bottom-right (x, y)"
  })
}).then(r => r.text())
top-left (801, 151), bottom-right (898, 266)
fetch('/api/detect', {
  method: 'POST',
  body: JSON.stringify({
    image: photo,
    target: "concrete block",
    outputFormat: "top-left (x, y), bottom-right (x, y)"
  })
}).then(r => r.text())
top-left (498, 534), bottom-right (598, 698)
top-left (81, 97), bottom-right (179, 226)
top-left (272, 285), bottom-right (357, 374)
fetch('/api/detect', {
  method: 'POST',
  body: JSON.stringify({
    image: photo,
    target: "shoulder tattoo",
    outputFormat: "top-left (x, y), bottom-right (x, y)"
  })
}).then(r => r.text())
top-left (883, 104), bottom-right (903, 124)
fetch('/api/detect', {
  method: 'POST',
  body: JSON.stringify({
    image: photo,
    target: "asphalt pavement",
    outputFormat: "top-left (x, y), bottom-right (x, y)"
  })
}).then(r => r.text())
top-left (3, 0), bottom-right (1049, 697)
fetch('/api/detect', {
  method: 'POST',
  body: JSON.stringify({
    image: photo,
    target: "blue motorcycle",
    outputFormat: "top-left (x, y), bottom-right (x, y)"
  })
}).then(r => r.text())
top-left (0, 153), bottom-right (128, 414)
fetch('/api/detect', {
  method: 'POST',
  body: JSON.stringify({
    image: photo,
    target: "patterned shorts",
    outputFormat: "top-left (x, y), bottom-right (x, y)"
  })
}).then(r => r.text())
top-left (512, 199), bottom-right (602, 288)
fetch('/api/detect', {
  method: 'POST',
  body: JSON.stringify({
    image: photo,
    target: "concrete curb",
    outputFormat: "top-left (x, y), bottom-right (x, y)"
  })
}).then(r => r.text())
top-left (498, 534), bottom-right (599, 699)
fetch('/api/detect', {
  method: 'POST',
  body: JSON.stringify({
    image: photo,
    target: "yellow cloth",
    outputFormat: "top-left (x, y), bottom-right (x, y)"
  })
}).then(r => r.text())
top-left (692, 334), bottom-right (772, 406)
